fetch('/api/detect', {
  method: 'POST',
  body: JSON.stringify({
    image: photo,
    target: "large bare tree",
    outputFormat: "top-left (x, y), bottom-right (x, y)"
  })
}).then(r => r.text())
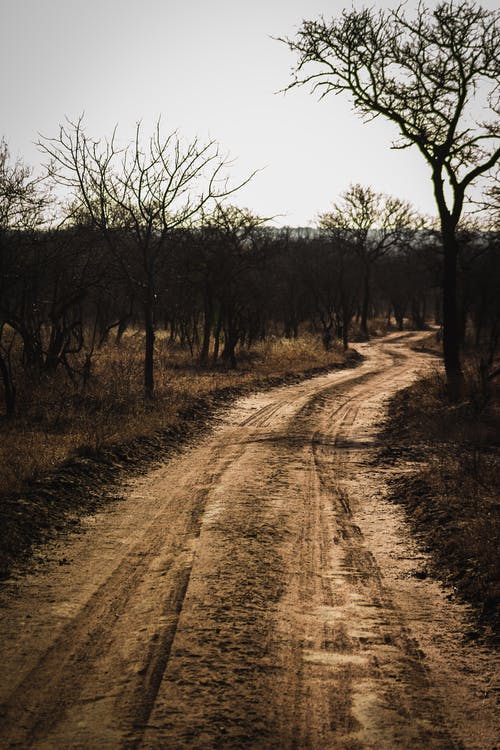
top-left (39, 118), bottom-right (254, 397)
top-left (281, 1), bottom-right (500, 399)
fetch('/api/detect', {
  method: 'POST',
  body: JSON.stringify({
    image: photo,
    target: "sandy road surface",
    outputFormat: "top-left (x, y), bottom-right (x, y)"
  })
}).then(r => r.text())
top-left (0, 332), bottom-right (498, 750)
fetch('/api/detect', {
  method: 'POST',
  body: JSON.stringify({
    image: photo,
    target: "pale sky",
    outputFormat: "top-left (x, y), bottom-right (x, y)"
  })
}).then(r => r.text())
top-left (1, 0), bottom-right (497, 226)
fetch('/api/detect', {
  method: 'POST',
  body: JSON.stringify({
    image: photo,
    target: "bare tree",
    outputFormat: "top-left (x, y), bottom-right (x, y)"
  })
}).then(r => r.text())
top-left (198, 204), bottom-right (269, 368)
top-left (318, 184), bottom-right (417, 337)
top-left (0, 140), bottom-right (52, 416)
top-left (281, 1), bottom-right (500, 399)
top-left (0, 139), bottom-right (50, 232)
top-left (39, 118), bottom-right (255, 397)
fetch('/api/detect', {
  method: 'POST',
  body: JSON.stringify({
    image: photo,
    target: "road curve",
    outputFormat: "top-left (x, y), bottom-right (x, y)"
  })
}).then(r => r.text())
top-left (0, 332), bottom-right (498, 749)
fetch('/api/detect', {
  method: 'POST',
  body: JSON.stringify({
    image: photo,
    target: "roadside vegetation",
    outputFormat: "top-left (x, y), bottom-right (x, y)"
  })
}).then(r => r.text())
top-left (382, 349), bottom-right (500, 638)
top-left (0, 333), bottom-right (357, 499)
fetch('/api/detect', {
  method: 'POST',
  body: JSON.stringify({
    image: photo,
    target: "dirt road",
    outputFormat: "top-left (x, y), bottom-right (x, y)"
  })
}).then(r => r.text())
top-left (0, 332), bottom-right (498, 749)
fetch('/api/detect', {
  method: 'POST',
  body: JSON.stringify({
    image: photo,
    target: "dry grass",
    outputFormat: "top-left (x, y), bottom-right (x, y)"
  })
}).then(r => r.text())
top-left (383, 365), bottom-right (500, 635)
top-left (0, 332), bottom-right (348, 497)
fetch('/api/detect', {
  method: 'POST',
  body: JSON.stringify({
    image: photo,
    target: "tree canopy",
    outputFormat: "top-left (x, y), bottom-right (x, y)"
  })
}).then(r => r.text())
top-left (281, 0), bottom-right (500, 399)
top-left (282, 1), bottom-right (499, 221)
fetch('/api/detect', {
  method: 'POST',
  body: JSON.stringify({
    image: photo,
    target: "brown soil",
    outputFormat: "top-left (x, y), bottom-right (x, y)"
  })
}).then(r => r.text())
top-left (0, 332), bottom-right (497, 749)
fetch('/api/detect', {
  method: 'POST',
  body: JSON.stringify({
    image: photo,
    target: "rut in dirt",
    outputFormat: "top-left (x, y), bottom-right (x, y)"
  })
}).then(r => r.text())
top-left (0, 332), bottom-right (497, 750)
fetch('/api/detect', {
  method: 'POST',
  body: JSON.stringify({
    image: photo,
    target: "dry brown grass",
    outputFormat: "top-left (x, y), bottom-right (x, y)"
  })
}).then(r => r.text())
top-left (0, 332), bottom-right (348, 497)
top-left (383, 365), bottom-right (500, 635)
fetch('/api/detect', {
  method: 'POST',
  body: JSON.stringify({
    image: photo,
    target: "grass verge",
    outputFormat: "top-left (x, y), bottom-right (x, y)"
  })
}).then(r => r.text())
top-left (380, 364), bottom-right (500, 641)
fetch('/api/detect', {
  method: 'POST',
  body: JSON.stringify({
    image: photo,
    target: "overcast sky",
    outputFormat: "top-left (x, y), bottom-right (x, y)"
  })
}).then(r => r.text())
top-left (1, 0), bottom-right (497, 226)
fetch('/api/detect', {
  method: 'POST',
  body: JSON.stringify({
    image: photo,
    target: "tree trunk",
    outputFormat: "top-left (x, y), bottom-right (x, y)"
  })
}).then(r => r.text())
top-left (222, 316), bottom-right (238, 369)
top-left (393, 302), bottom-right (405, 331)
top-left (44, 324), bottom-right (65, 371)
top-left (199, 291), bottom-right (213, 366)
top-left (115, 315), bottom-right (130, 345)
top-left (322, 325), bottom-right (332, 351)
top-left (442, 226), bottom-right (463, 401)
top-left (411, 298), bottom-right (426, 329)
top-left (0, 351), bottom-right (15, 418)
top-left (143, 299), bottom-right (155, 399)
top-left (222, 332), bottom-right (238, 368)
top-left (361, 268), bottom-right (370, 338)
top-left (22, 330), bottom-right (43, 370)
top-left (341, 298), bottom-right (350, 351)
top-left (212, 312), bottom-right (222, 364)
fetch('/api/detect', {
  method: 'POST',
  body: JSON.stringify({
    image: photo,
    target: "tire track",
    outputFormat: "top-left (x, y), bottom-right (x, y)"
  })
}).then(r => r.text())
top-left (0, 500), bottom-right (197, 748)
top-left (302, 366), bottom-right (462, 749)
top-left (0, 437), bottom-right (249, 748)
